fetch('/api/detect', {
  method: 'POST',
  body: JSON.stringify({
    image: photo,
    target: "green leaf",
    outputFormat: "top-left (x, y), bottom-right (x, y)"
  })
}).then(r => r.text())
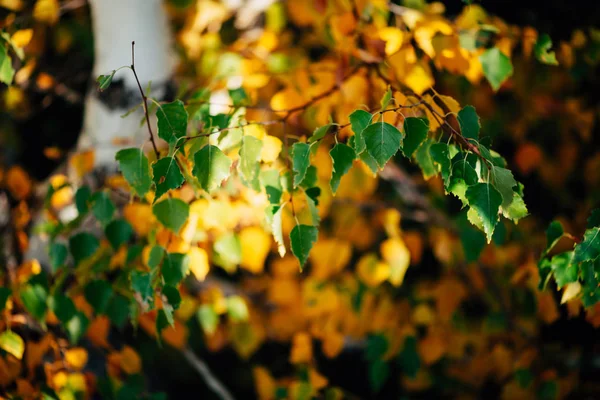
top-left (0, 331), bottom-right (24, 359)
top-left (157, 100), bottom-right (188, 146)
top-left (398, 336), bottom-right (420, 379)
top-left (226, 295), bottom-right (249, 322)
top-left (308, 124), bottom-right (333, 144)
top-left (534, 34), bottom-right (558, 65)
top-left (238, 135), bottom-right (263, 190)
top-left (363, 121), bottom-right (402, 169)
top-left (548, 252), bottom-right (578, 289)
top-left (368, 359), bottom-right (389, 393)
top-left (290, 225), bottom-right (318, 269)
top-left (349, 109), bottom-right (372, 154)
top-left (152, 157), bottom-right (184, 200)
top-left (97, 70), bottom-right (116, 91)
top-left (131, 270), bottom-right (153, 304)
top-left (75, 186), bottom-right (91, 214)
top-left (197, 304), bottom-right (218, 335)
top-left (502, 193), bottom-right (528, 223)
top-left (380, 86), bottom-right (392, 110)
top-left (152, 198), bottom-right (189, 233)
top-left (106, 295), bottom-right (130, 328)
top-left (329, 143), bottom-right (355, 194)
top-left (291, 142), bottom-right (311, 188)
top-left (69, 232), bottom-right (100, 264)
top-left (430, 142), bottom-right (452, 185)
top-left (84, 280), bottom-right (113, 314)
top-left (366, 334), bottom-right (388, 361)
top-left (105, 219), bottom-right (133, 250)
top-left (20, 285), bottom-right (47, 321)
top-left (491, 166), bottom-right (517, 208)
top-left (449, 156), bottom-right (478, 206)
top-left (573, 227), bottom-right (600, 264)
top-left (156, 308), bottom-right (173, 335)
top-left (359, 151), bottom-right (379, 174)
top-left (457, 106), bottom-right (480, 141)
top-left (213, 233), bottom-right (241, 272)
top-left (193, 145), bottom-right (232, 192)
top-left (0, 45), bottom-right (15, 85)
top-left (415, 138), bottom-right (436, 179)
top-left (162, 285), bottom-right (181, 310)
top-left (587, 209), bottom-right (600, 229)
top-left (49, 294), bottom-right (76, 325)
top-left (402, 117), bottom-right (429, 157)
top-left (466, 183), bottom-right (502, 242)
top-left (66, 312), bottom-right (89, 344)
top-left (479, 47), bottom-right (513, 91)
top-left (162, 253), bottom-right (190, 286)
top-left (91, 191), bottom-right (115, 226)
top-left (0, 288), bottom-right (11, 313)
top-left (49, 243), bottom-right (68, 272)
top-left (545, 221), bottom-right (564, 254)
top-left (148, 245), bottom-right (166, 270)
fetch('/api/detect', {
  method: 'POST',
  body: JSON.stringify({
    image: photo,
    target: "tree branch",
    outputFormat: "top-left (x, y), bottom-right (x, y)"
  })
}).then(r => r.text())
top-left (182, 347), bottom-right (236, 400)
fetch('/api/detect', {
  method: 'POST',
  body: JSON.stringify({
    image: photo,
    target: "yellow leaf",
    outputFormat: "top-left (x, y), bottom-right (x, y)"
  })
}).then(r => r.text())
top-left (379, 27), bottom-right (404, 56)
top-left (119, 346), bottom-right (141, 375)
top-left (188, 247), bottom-right (210, 281)
top-left (66, 372), bottom-right (86, 392)
top-left (290, 332), bottom-right (312, 364)
top-left (414, 19), bottom-right (454, 58)
top-left (309, 368), bottom-right (328, 391)
top-left (5, 166), bottom-right (32, 200)
top-left (381, 238), bottom-right (410, 286)
top-left (243, 124), bottom-right (266, 139)
top-left (261, 135), bottom-right (282, 163)
top-left (561, 282), bottom-right (581, 304)
top-left (419, 333), bottom-right (446, 365)
top-left (357, 253), bottom-right (390, 287)
top-left (240, 226), bottom-right (271, 274)
top-left (321, 331), bottom-right (344, 358)
top-left (123, 203), bottom-right (156, 236)
top-left (309, 238), bottom-right (352, 280)
top-left (0, 331), bottom-right (24, 360)
top-left (33, 0), bottom-right (59, 25)
top-left (64, 348), bottom-right (88, 371)
top-left (69, 150), bottom-right (95, 178)
top-left (253, 366), bottom-right (276, 400)
top-left (403, 61), bottom-right (434, 95)
top-left (0, 0), bottom-right (23, 11)
top-left (11, 29), bottom-right (33, 48)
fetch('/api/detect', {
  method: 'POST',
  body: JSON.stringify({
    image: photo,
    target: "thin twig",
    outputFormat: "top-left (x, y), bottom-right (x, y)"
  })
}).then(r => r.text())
top-left (130, 41), bottom-right (160, 159)
top-left (182, 347), bottom-right (236, 400)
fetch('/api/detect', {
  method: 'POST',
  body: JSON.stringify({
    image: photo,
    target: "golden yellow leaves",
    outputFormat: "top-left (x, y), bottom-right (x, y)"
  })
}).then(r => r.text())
top-left (33, 0), bottom-right (59, 25)
top-left (5, 166), bottom-right (32, 200)
top-left (64, 348), bottom-right (88, 371)
top-left (240, 226), bottom-right (271, 274)
top-left (290, 332), bottom-right (312, 364)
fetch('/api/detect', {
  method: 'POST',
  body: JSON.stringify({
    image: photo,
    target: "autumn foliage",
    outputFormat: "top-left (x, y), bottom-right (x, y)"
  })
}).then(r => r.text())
top-left (0, 1), bottom-right (599, 399)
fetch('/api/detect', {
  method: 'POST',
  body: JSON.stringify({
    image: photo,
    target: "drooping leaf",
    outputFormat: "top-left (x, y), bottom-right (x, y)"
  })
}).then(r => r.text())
top-left (156, 100), bottom-right (188, 146)
top-left (573, 227), bottom-right (600, 264)
top-left (349, 109), bottom-right (372, 154)
top-left (152, 198), bottom-right (189, 233)
top-left (0, 45), bottom-right (15, 85)
top-left (105, 219), bottom-right (133, 250)
top-left (502, 193), bottom-right (528, 223)
top-left (49, 242), bottom-right (68, 272)
top-left (457, 105), bottom-right (480, 141)
top-left (238, 135), bottom-right (263, 190)
top-left (106, 295), bottom-right (130, 328)
top-left (270, 205), bottom-right (286, 257)
top-left (197, 305), bottom-right (218, 335)
top-left (213, 233), bottom-right (241, 272)
top-left (415, 138), bottom-right (436, 179)
top-left (548, 252), bottom-right (578, 289)
top-left (193, 145), bottom-right (232, 192)
top-left (162, 253), bottom-right (190, 287)
top-left (96, 70), bottom-right (116, 91)
top-left (308, 124), bottom-right (333, 144)
top-left (466, 182), bottom-right (503, 242)
top-left (449, 156), bottom-right (478, 206)
top-left (479, 47), bottom-right (513, 91)
top-left (66, 312), bottom-right (89, 344)
top-left (49, 294), bottom-right (76, 325)
top-left (363, 121), bottom-right (402, 169)
top-left (0, 331), bottom-right (24, 359)
top-left (329, 143), bottom-right (355, 194)
top-left (380, 86), bottom-right (392, 110)
top-left (69, 232), bottom-right (100, 265)
top-left (291, 142), bottom-right (311, 188)
top-left (402, 117), bottom-right (429, 157)
top-left (545, 221), bottom-right (564, 254)
top-left (491, 166), bottom-right (517, 208)
top-left (152, 157), bottom-right (184, 201)
top-left (162, 285), bottom-right (181, 310)
top-left (369, 359), bottom-right (389, 393)
top-left (398, 336), bottom-right (420, 379)
top-left (290, 224), bottom-right (318, 269)
top-left (20, 284), bottom-right (47, 321)
top-left (75, 186), bottom-right (92, 214)
top-left (131, 270), bottom-right (153, 304)
top-left (429, 142), bottom-right (452, 185)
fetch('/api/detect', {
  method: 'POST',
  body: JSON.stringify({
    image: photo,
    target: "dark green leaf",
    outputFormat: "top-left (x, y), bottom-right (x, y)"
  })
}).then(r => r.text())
top-left (148, 246), bottom-right (165, 270)
top-left (192, 145), bottom-right (232, 192)
top-left (105, 219), bottom-right (133, 250)
top-left (292, 142), bottom-right (311, 188)
top-left (430, 142), bottom-right (452, 185)
top-left (545, 221), bottom-right (564, 253)
top-left (290, 225), bottom-right (318, 269)
top-left (69, 232), bottom-right (100, 264)
top-left (162, 253), bottom-right (190, 286)
top-left (152, 198), bottom-right (189, 233)
top-left (131, 270), bottom-right (153, 303)
top-left (106, 295), bottom-right (130, 328)
top-left (368, 359), bottom-right (389, 393)
top-left (548, 252), bottom-right (578, 289)
top-left (153, 157), bottom-right (184, 201)
top-left (308, 124), bottom-right (333, 144)
top-left (162, 285), bottom-right (181, 310)
top-left (573, 227), bottom-right (600, 264)
top-left (398, 336), bottom-right (420, 379)
top-left (91, 191), bottom-right (115, 226)
top-left (49, 294), bottom-right (76, 325)
top-left (457, 105), bottom-right (480, 141)
top-left (534, 34), bottom-right (558, 65)
top-left (366, 334), bottom-right (388, 361)
top-left (49, 243), bottom-right (68, 272)
top-left (479, 47), bottom-right (513, 91)
top-left (402, 117), bottom-right (429, 157)
top-left (20, 285), bottom-right (48, 321)
top-left (587, 209), bottom-right (600, 229)
top-left (349, 109), bottom-right (372, 154)
top-left (329, 143), bottom-right (355, 194)
top-left (491, 166), bottom-right (517, 208)
top-left (363, 121), bottom-right (402, 169)
top-left (156, 100), bottom-right (188, 146)
top-left (84, 280), bottom-right (113, 314)
top-left (0, 287), bottom-right (11, 313)
top-left (75, 186), bottom-right (91, 214)
top-left (466, 183), bottom-right (502, 242)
